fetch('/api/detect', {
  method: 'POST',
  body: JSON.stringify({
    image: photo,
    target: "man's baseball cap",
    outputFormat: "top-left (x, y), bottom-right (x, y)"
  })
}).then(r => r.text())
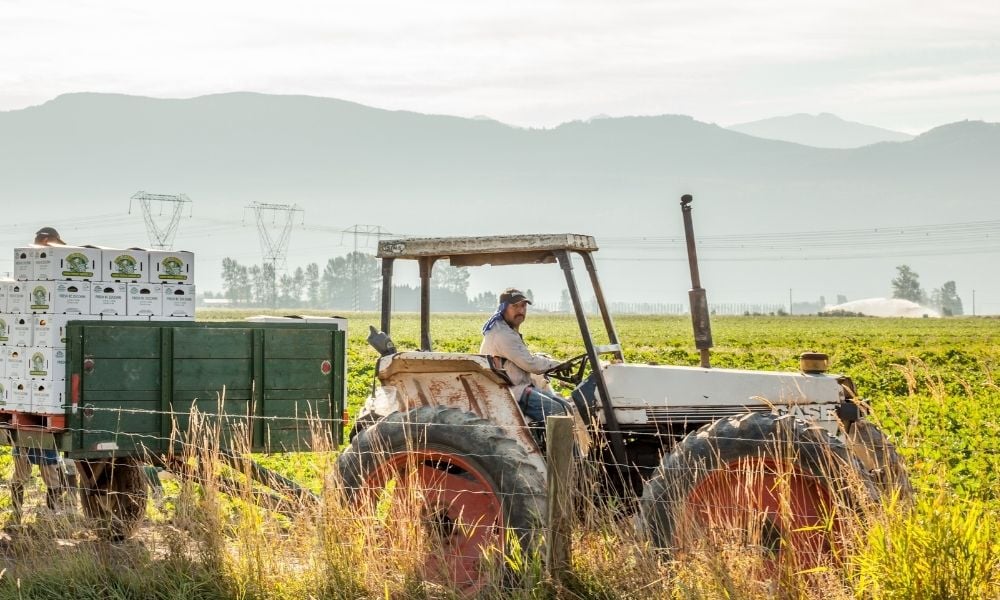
top-left (500, 288), bottom-right (531, 305)
top-left (34, 227), bottom-right (65, 245)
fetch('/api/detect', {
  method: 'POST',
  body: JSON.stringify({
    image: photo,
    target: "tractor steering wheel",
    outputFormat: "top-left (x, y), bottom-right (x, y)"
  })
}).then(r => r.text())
top-left (545, 353), bottom-right (590, 385)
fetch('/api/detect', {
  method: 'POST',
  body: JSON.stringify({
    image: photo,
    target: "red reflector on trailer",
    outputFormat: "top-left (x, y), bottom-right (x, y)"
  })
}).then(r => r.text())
top-left (71, 374), bottom-right (81, 407)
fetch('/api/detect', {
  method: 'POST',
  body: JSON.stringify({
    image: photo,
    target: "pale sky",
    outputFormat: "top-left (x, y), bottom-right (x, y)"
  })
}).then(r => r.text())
top-left (2, 0), bottom-right (999, 133)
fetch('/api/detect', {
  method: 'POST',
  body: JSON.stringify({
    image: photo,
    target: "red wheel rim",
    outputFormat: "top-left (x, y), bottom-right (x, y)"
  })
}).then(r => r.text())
top-left (362, 450), bottom-right (504, 594)
top-left (681, 456), bottom-right (836, 569)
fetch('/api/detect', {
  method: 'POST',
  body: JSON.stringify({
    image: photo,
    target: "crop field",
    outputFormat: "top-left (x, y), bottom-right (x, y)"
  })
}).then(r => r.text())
top-left (1, 309), bottom-right (998, 599)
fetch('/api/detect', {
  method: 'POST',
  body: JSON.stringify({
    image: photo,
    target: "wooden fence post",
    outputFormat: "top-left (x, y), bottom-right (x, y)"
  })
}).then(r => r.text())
top-left (545, 415), bottom-right (574, 584)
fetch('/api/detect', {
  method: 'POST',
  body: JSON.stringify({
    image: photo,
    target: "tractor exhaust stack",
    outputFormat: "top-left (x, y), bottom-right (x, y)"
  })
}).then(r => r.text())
top-left (680, 194), bottom-right (714, 368)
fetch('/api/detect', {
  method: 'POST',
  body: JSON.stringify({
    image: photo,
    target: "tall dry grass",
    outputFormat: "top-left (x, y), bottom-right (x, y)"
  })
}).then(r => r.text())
top-left (0, 405), bottom-right (997, 599)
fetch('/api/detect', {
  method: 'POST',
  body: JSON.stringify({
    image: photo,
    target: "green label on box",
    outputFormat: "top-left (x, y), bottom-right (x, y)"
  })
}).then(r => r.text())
top-left (29, 352), bottom-right (46, 376)
top-left (159, 256), bottom-right (187, 280)
top-left (111, 254), bottom-right (139, 278)
top-left (30, 286), bottom-right (50, 309)
top-left (62, 252), bottom-right (94, 277)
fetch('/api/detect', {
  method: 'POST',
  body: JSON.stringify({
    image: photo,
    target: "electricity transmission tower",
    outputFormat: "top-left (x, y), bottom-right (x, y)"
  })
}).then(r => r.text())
top-left (129, 191), bottom-right (192, 249)
top-left (343, 224), bottom-right (389, 310)
top-left (245, 202), bottom-right (304, 306)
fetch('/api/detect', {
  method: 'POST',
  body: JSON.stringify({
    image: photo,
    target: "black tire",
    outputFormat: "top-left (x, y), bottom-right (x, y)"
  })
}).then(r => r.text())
top-left (337, 405), bottom-right (546, 595)
top-left (78, 458), bottom-right (149, 540)
top-left (846, 419), bottom-right (913, 502)
top-left (640, 412), bottom-right (876, 566)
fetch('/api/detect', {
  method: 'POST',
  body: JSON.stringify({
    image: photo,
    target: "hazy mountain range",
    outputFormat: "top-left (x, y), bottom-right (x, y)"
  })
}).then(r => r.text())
top-left (1, 93), bottom-right (998, 311)
top-left (727, 113), bottom-right (915, 148)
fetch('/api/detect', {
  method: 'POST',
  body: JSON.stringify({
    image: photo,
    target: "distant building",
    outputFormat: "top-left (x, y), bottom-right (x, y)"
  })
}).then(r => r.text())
top-left (200, 298), bottom-right (234, 308)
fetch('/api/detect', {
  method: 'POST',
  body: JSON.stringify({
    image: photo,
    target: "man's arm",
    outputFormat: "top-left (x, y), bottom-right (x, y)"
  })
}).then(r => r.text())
top-left (488, 327), bottom-right (561, 374)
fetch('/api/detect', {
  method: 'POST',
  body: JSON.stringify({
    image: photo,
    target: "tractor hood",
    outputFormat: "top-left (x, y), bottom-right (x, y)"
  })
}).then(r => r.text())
top-left (601, 363), bottom-right (847, 427)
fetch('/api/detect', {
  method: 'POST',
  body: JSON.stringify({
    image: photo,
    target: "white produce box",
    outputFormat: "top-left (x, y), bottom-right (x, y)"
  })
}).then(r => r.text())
top-left (13, 248), bottom-right (34, 280)
top-left (9, 316), bottom-right (33, 347)
top-left (7, 379), bottom-right (31, 412)
top-left (6, 282), bottom-right (28, 314)
top-left (26, 281), bottom-right (55, 313)
top-left (53, 281), bottom-right (92, 315)
top-left (31, 379), bottom-right (65, 414)
top-left (0, 378), bottom-right (7, 407)
top-left (33, 314), bottom-right (100, 347)
top-left (6, 348), bottom-right (27, 380)
top-left (103, 248), bottom-right (148, 283)
top-left (162, 283), bottom-right (195, 317)
top-left (32, 246), bottom-right (102, 281)
top-left (0, 278), bottom-right (13, 312)
top-left (149, 250), bottom-right (194, 284)
top-left (0, 316), bottom-right (9, 345)
top-left (27, 346), bottom-right (67, 381)
top-left (127, 283), bottom-right (163, 316)
top-left (91, 283), bottom-right (127, 316)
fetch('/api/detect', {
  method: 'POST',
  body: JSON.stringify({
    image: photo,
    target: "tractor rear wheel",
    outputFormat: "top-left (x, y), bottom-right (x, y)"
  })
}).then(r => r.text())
top-left (336, 405), bottom-right (546, 596)
top-left (847, 419), bottom-right (913, 502)
top-left (640, 412), bottom-right (875, 570)
top-left (77, 458), bottom-right (149, 540)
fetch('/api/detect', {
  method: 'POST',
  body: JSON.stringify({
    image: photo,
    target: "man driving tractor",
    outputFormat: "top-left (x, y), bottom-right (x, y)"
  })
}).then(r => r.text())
top-left (480, 288), bottom-right (571, 423)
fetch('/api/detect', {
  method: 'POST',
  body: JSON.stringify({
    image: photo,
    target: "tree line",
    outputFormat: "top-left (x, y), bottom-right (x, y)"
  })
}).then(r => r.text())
top-left (209, 252), bottom-right (504, 312)
top-left (210, 255), bottom-right (963, 316)
top-left (891, 265), bottom-right (964, 316)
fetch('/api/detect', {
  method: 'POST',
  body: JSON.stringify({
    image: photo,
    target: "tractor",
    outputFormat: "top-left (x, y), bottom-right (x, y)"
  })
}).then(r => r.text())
top-left (336, 195), bottom-right (908, 593)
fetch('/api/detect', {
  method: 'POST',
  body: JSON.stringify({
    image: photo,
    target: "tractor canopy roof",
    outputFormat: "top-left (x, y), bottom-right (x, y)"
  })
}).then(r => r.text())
top-left (376, 234), bottom-right (598, 267)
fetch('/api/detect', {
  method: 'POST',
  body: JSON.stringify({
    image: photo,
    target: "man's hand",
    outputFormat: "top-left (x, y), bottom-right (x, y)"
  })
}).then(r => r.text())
top-left (544, 353), bottom-right (589, 385)
top-left (550, 362), bottom-right (575, 379)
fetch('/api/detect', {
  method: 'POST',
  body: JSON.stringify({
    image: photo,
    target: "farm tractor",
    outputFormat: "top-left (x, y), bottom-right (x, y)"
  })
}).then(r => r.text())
top-left (336, 195), bottom-right (909, 593)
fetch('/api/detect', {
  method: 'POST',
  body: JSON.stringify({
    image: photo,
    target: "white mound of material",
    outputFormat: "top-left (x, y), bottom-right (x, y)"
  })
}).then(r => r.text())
top-left (823, 297), bottom-right (940, 318)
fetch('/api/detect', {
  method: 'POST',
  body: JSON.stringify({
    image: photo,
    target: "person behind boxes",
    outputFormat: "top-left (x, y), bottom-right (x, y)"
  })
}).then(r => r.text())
top-left (8, 226), bottom-right (75, 524)
top-left (33, 226), bottom-right (66, 246)
top-left (10, 447), bottom-right (68, 522)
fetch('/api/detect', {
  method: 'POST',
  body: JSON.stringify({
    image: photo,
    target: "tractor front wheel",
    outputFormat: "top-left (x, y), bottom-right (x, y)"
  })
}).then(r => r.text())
top-left (846, 419), bottom-right (913, 502)
top-left (336, 406), bottom-right (546, 596)
top-left (640, 412), bottom-right (875, 571)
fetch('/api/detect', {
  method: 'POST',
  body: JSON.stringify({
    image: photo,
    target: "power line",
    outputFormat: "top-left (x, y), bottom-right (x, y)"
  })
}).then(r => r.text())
top-left (244, 203), bottom-right (304, 270)
top-left (597, 244), bottom-right (1000, 262)
top-left (600, 219), bottom-right (1000, 252)
top-left (158, 212), bottom-right (1000, 260)
top-left (342, 224), bottom-right (392, 310)
top-left (14, 205), bottom-right (999, 264)
top-left (129, 191), bottom-right (192, 249)
top-left (244, 203), bottom-right (304, 307)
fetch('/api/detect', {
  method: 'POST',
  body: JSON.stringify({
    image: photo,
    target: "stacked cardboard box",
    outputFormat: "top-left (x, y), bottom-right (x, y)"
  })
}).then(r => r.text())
top-left (1, 246), bottom-right (195, 414)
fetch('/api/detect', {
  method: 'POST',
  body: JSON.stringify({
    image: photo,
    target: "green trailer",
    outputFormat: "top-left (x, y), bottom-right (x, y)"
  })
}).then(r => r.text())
top-left (2, 318), bottom-right (347, 537)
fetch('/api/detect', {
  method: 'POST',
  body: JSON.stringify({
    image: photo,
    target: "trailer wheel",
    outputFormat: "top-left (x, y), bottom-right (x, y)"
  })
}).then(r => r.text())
top-left (337, 406), bottom-right (546, 596)
top-left (641, 412), bottom-right (875, 570)
top-left (847, 419), bottom-right (913, 502)
top-left (77, 458), bottom-right (149, 541)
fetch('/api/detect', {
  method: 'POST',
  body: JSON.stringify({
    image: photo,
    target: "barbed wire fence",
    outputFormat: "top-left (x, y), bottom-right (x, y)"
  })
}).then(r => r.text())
top-left (0, 399), bottom-right (903, 581)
